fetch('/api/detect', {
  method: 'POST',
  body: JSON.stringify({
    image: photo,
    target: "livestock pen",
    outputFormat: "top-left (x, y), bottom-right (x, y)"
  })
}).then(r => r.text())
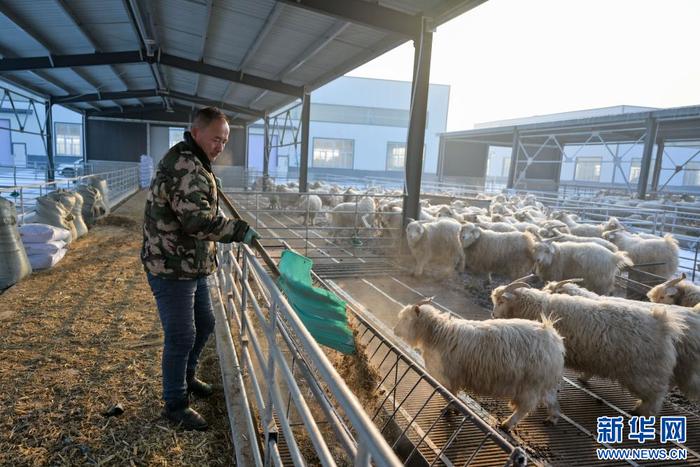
top-left (218, 185), bottom-right (700, 466)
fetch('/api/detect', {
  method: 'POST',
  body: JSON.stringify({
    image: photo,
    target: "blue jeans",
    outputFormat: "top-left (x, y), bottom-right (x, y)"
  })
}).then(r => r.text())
top-left (146, 273), bottom-right (216, 404)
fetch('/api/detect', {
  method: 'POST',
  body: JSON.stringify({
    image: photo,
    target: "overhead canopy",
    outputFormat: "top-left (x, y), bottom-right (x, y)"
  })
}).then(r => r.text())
top-left (0, 0), bottom-right (485, 124)
top-left (441, 105), bottom-right (700, 147)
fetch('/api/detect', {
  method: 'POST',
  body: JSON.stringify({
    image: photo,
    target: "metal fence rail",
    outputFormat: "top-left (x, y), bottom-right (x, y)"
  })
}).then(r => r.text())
top-left (227, 190), bottom-right (404, 262)
top-left (323, 278), bottom-right (530, 467)
top-left (0, 163), bottom-right (140, 217)
top-left (214, 242), bottom-right (402, 466)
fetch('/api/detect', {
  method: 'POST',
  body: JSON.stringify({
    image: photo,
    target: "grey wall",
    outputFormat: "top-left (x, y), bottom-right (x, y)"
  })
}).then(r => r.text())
top-left (86, 119), bottom-right (146, 162)
top-left (438, 139), bottom-right (489, 184)
top-left (149, 125), bottom-right (171, 167)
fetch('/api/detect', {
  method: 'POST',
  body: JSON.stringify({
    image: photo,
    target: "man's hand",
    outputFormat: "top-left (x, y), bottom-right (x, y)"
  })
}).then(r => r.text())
top-left (243, 227), bottom-right (260, 245)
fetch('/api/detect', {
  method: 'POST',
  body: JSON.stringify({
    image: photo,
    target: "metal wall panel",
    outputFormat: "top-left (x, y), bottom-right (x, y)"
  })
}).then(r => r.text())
top-left (439, 140), bottom-right (489, 179)
top-left (86, 119), bottom-right (146, 162)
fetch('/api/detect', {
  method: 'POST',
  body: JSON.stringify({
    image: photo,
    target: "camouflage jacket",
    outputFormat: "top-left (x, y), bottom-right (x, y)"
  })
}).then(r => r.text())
top-left (141, 132), bottom-right (249, 279)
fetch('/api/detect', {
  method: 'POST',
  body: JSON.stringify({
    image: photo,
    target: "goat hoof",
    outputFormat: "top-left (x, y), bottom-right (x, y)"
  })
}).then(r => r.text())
top-left (544, 416), bottom-right (559, 426)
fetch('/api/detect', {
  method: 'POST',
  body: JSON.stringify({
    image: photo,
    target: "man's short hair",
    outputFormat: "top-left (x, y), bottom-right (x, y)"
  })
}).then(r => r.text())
top-left (192, 107), bottom-right (228, 130)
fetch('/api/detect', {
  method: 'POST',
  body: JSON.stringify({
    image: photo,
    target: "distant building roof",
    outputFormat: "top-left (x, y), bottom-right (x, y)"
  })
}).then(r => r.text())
top-left (475, 105), bottom-right (658, 129)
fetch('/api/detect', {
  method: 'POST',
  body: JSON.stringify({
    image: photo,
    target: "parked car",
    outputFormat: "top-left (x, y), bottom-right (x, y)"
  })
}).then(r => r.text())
top-left (57, 164), bottom-right (77, 178)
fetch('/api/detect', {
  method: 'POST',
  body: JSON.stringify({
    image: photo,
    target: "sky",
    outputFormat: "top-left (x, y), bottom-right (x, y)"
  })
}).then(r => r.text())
top-left (346, 0), bottom-right (700, 132)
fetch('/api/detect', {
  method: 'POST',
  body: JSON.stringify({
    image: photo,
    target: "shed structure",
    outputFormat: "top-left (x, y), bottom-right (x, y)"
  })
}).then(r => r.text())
top-left (438, 105), bottom-right (700, 197)
top-left (0, 0), bottom-right (485, 222)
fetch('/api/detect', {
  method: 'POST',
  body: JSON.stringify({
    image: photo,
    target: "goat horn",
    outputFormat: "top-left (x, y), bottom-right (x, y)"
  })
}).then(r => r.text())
top-left (513, 273), bottom-right (538, 283)
top-left (553, 278), bottom-right (584, 290)
top-left (666, 274), bottom-right (686, 287)
top-left (503, 281), bottom-right (532, 294)
top-left (415, 296), bottom-right (435, 306)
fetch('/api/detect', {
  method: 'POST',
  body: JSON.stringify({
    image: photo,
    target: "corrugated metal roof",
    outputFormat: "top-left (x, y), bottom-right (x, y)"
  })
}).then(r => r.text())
top-left (0, 0), bottom-right (486, 121)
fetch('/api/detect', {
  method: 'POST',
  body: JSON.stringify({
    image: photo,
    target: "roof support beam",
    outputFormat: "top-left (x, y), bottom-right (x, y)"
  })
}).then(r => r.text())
top-left (0, 51), bottom-right (144, 71)
top-left (54, 89), bottom-right (160, 104)
top-left (53, 0), bottom-right (130, 91)
top-left (86, 104), bottom-right (247, 126)
top-left (249, 21), bottom-right (348, 106)
top-left (275, 0), bottom-right (419, 38)
top-left (53, 88), bottom-right (265, 118)
top-left (168, 90), bottom-right (264, 118)
top-left (193, 0), bottom-right (214, 97)
top-left (0, 46), bottom-right (103, 110)
top-left (122, 0), bottom-right (173, 111)
top-left (0, 3), bottom-right (105, 108)
top-left (221, 3), bottom-right (283, 105)
top-left (159, 53), bottom-right (304, 98)
top-left (0, 50), bottom-right (304, 97)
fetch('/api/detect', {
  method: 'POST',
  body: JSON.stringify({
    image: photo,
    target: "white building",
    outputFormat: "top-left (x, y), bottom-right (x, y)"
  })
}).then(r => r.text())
top-left (247, 76), bottom-right (450, 179)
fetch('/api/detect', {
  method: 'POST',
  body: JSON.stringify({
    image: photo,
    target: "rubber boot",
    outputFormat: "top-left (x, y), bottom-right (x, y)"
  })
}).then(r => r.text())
top-left (163, 399), bottom-right (208, 431)
top-left (186, 370), bottom-right (213, 398)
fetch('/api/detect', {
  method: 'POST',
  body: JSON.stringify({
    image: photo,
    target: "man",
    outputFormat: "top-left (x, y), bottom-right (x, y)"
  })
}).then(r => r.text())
top-left (141, 107), bottom-right (259, 430)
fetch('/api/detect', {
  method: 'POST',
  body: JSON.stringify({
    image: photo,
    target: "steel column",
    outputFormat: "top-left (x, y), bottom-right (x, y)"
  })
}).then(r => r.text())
top-left (403, 19), bottom-right (433, 225)
top-left (81, 110), bottom-right (87, 163)
top-left (637, 117), bottom-right (658, 198)
top-left (651, 139), bottom-right (665, 193)
top-left (506, 128), bottom-right (519, 189)
top-left (45, 98), bottom-right (54, 182)
top-left (299, 93), bottom-right (311, 192)
top-left (263, 115), bottom-right (270, 177)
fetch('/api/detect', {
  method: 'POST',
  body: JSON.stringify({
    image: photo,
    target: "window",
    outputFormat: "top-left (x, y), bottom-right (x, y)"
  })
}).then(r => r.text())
top-left (312, 138), bottom-right (354, 169)
top-left (55, 122), bottom-right (81, 156)
top-left (629, 158), bottom-right (642, 183)
top-left (169, 127), bottom-right (185, 148)
top-left (683, 162), bottom-right (700, 186)
top-left (386, 142), bottom-right (406, 170)
top-left (574, 156), bottom-right (602, 182)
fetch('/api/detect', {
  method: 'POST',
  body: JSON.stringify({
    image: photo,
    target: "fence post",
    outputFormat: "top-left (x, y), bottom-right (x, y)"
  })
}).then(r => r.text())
top-left (305, 193), bottom-right (310, 257)
top-left (693, 242), bottom-right (699, 283)
top-left (263, 299), bottom-right (280, 467)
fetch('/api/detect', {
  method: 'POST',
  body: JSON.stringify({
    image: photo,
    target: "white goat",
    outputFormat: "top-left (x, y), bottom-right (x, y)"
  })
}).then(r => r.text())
top-left (603, 230), bottom-right (679, 279)
top-left (406, 218), bottom-right (465, 277)
top-left (551, 212), bottom-right (621, 237)
top-left (533, 241), bottom-right (632, 295)
top-left (297, 194), bottom-right (323, 226)
top-left (492, 281), bottom-right (685, 415)
top-left (329, 197), bottom-right (376, 238)
top-left (647, 273), bottom-right (700, 308)
top-left (394, 300), bottom-right (565, 430)
top-left (459, 223), bottom-right (536, 282)
top-left (545, 279), bottom-right (700, 400)
top-left (537, 227), bottom-right (619, 252)
top-left (268, 185), bottom-right (299, 210)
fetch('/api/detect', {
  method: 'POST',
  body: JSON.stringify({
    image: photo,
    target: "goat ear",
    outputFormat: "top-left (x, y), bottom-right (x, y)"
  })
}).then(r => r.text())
top-left (502, 292), bottom-right (514, 301)
top-left (666, 286), bottom-right (679, 296)
top-left (472, 228), bottom-right (481, 239)
top-left (407, 217), bottom-right (415, 224)
top-left (413, 304), bottom-right (421, 315)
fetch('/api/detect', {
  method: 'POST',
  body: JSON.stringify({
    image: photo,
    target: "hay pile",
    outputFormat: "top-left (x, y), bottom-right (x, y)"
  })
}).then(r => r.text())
top-left (0, 191), bottom-right (232, 466)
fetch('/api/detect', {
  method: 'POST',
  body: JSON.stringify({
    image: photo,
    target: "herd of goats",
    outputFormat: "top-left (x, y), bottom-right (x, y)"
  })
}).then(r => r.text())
top-left (252, 177), bottom-right (700, 430)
